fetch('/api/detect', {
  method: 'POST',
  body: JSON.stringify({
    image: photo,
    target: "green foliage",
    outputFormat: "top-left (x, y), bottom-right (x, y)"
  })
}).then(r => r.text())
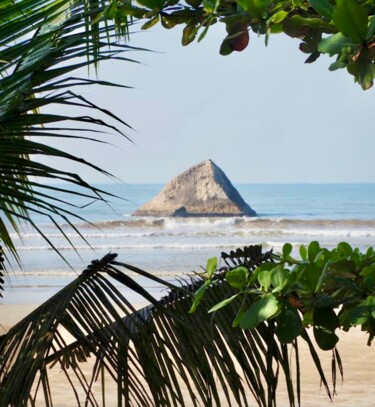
top-left (1, 252), bottom-right (331, 407)
top-left (103, 0), bottom-right (375, 89)
top-left (193, 242), bottom-right (375, 349)
top-left (0, 0), bottom-right (141, 263)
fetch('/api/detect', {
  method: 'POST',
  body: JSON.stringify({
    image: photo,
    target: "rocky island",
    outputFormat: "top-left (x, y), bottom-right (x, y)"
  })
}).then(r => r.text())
top-left (133, 160), bottom-right (256, 217)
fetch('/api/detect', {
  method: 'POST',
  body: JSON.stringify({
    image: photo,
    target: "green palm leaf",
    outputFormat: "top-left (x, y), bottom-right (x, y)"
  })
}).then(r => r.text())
top-left (0, 0), bottom-right (142, 263)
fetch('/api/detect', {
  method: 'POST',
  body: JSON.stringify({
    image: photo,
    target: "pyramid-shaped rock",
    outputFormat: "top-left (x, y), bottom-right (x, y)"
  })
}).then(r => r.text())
top-left (133, 160), bottom-right (256, 217)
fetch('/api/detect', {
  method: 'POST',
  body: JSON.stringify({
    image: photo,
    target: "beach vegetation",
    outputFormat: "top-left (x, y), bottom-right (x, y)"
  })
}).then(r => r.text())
top-left (0, 0), bottom-right (139, 264)
top-left (0, 0), bottom-right (374, 406)
top-left (0, 247), bottom-right (345, 406)
top-left (192, 242), bottom-right (375, 349)
top-left (102, 0), bottom-right (375, 90)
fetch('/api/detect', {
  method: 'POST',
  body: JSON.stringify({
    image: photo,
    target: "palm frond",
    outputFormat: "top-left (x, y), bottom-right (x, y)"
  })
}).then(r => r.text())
top-left (0, 247), bottom-right (338, 406)
top-left (0, 0), bottom-right (143, 263)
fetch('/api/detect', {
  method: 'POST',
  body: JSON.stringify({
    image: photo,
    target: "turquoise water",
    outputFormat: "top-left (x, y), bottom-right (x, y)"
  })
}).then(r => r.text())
top-left (4, 183), bottom-right (375, 302)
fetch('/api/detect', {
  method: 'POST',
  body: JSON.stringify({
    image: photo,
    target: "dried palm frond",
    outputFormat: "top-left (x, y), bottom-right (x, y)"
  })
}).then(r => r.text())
top-left (0, 247), bottom-right (338, 407)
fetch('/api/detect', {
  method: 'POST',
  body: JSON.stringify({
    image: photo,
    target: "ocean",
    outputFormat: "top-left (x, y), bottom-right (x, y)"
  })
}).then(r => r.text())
top-left (4, 183), bottom-right (375, 304)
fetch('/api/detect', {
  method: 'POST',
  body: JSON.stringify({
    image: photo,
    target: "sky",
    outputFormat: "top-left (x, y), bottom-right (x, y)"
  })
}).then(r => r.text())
top-left (44, 22), bottom-right (375, 184)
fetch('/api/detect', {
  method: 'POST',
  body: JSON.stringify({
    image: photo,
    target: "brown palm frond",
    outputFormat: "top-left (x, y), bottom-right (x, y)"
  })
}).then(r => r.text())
top-left (0, 247), bottom-right (339, 407)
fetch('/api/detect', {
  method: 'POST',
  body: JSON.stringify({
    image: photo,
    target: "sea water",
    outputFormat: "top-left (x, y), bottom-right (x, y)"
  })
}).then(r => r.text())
top-left (4, 183), bottom-right (375, 303)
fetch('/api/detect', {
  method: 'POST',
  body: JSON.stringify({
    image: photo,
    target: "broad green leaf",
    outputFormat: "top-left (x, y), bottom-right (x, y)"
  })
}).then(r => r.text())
top-left (271, 10), bottom-right (289, 24)
top-left (226, 266), bottom-right (249, 289)
top-left (258, 270), bottom-right (271, 292)
top-left (240, 293), bottom-right (279, 329)
top-left (337, 241), bottom-right (353, 257)
top-left (258, 293), bottom-right (279, 321)
top-left (314, 306), bottom-right (339, 331)
top-left (313, 307), bottom-right (339, 350)
top-left (137, 0), bottom-right (164, 9)
top-left (332, 0), bottom-right (368, 43)
top-left (141, 15), bottom-right (160, 30)
top-left (276, 305), bottom-right (302, 343)
top-left (208, 293), bottom-right (239, 313)
top-left (189, 280), bottom-right (210, 313)
top-left (206, 257), bottom-right (218, 278)
top-left (349, 296), bottom-right (375, 325)
top-left (297, 264), bottom-right (321, 293)
top-left (182, 23), bottom-right (198, 46)
top-left (313, 326), bottom-right (339, 350)
top-left (368, 15), bottom-right (375, 39)
top-left (282, 242), bottom-right (293, 259)
top-left (308, 241), bottom-right (320, 262)
top-left (308, 0), bottom-right (333, 19)
top-left (270, 23), bottom-right (283, 34)
top-left (203, 0), bottom-right (218, 13)
top-left (360, 264), bottom-right (375, 278)
top-left (220, 39), bottom-right (233, 56)
top-left (239, 301), bottom-right (260, 329)
top-left (318, 33), bottom-right (358, 56)
top-left (360, 265), bottom-right (375, 291)
top-left (236, 0), bottom-right (271, 17)
top-left (299, 244), bottom-right (307, 260)
top-left (270, 265), bottom-right (288, 293)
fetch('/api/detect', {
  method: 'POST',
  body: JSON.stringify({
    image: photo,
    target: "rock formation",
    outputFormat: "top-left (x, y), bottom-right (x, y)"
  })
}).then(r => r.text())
top-left (133, 160), bottom-right (256, 217)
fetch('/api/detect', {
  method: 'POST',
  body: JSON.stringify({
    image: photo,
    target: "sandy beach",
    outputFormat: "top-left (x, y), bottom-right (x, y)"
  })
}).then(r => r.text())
top-left (1, 300), bottom-right (374, 407)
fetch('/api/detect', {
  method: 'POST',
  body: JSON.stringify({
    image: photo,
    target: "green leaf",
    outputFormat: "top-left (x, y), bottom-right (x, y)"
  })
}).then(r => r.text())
top-left (226, 266), bottom-right (249, 289)
top-left (208, 293), bottom-right (239, 313)
top-left (298, 264), bottom-right (321, 293)
top-left (240, 293), bottom-right (279, 329)
top-left (276, 305), bottom-right (302, 343)
top-left (367, 15), bottom-right (375, 39)
top-left (349, 296), bottom-right (375, 326)
top-left (236, 0), bottom-right (271, 18)
top-left (313, 326), bottom-right (339, 350)
top-left (206, 257), bottom-right (218, 278)
top-left (270, 265), bottom-right (288, 293)
top-left (189, 280), bottom-right (210, 313)
top-left (182, 23), bottom-right (199, 46)
top-left (360, 265), bottom-right (375, 290)
top-left (141, 15), bottom-right (160, 30)
top-left (314, 306), bottom-right (339, 331)
top-left (258, 269), bottom-right (271, 292)
top-left (299, 244), bottom-right (307, 260)
top-left (313, 307), bottom-right (339, 350)
top-left (308, 241), bottom-right (320, 262)
top-left (271, 10), bottom-right (289, 24)
top-left (332, 0), bottom-right (368, 43)
top-left (337, 241), bottom-right (353, 257)
top-left (282, 242), bottom-right (293, 258)
top-left (137, 0), bottom-right (164, 9)
top-left (258, 293), bottom-right (279, 320)
top-left (308, 0), bottom-right (333, 19)
top-left (203, 0), bottom-right (218, 13)
top-left (318, 33), bottom-right (358, 56)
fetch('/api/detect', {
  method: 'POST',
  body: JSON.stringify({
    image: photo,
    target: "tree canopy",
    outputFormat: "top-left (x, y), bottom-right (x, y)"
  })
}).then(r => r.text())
top-left (102, 0), bottom-right (375, 90)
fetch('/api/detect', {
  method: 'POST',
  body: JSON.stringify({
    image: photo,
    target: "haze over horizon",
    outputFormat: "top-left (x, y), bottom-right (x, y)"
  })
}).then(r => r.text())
top-left (41, 23), bottom-right (375, 185)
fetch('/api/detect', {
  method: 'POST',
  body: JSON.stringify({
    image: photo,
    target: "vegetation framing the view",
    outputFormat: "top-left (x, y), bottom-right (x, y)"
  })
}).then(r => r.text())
top-left (102, 0), bottom-right (375, 90)
top-left (0, 0), bottom-right (374, 406)
top-left (192, 242), bottom-right (375, 350)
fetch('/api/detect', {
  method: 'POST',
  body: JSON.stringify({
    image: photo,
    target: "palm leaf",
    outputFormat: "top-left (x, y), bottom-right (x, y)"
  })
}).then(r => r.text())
top-left (0, 247), bottom-right (339, 406)
top-left (0, 0), bottom-right (143, 263)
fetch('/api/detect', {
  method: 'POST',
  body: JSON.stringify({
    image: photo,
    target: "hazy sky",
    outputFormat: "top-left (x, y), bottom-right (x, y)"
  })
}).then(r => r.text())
top-left (45, 23), bottom-right (374, 184)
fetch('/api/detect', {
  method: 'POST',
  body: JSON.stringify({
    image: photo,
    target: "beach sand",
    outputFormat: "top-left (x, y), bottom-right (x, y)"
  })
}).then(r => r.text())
top-left (1, 303), bottom-right (374, 407)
